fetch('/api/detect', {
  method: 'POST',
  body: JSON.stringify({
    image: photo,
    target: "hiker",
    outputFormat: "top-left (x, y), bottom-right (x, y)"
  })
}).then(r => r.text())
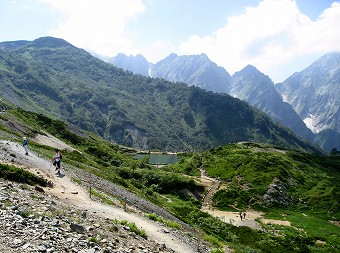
top-left (23, 136), bottom-right (28, 155)
top-left (52, 148), bottom-right (62, 174)
top-left (239, 212), bottom-right (243, 220)
top-left (243, 212), bottom-right (246, 220)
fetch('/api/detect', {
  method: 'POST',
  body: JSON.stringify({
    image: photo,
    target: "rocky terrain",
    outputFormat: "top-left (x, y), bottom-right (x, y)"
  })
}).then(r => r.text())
top-left (0, 139), bottom-right (209, 253)
top-left (0, 178), bottom-right (173, 253)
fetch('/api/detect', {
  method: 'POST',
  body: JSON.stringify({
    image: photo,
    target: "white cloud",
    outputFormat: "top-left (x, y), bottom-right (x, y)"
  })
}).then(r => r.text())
top-left (40, 0), bottom-right (145, 56)
top-left (179, 0), bottom-right (340, 81)
top-left (294, 2), bottom-right (340, 52)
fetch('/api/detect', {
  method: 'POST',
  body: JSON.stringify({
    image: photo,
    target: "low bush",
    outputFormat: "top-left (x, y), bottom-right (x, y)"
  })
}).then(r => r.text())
top-left (0, 163), bottom-right (47, 186)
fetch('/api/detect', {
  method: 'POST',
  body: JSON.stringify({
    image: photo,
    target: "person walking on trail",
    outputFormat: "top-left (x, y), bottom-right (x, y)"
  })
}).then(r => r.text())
top-left (23, 136), bottom-right (29, 155)
top-left (52, 149), bottom-right (62, 174)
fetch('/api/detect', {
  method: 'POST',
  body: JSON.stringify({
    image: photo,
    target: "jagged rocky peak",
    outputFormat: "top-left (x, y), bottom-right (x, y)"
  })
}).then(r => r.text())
top-left (230, 63), bottom-right (314, 142)
top-left (151, 52), bottom-right (231, 93)
top-left (109, 53), bottom-right (150, 76)
top-left (163, 52), bottom-right (178, 61)
top-left (160, 53), bottom-right (211, 64)
top-left (114, 53), bottom-right (148, 61)
top-left (232, 64), bottom-right (274, 91)
top-left (191, 53), bottom-right (209, 61)
top-left (114, 52), bottom-right (128, 58)
top-left (134, 54), bottom-right (147, 60)
top-left (283, 52), bottom-right (340, 85)
top-left (240, 64), bottom-right (259, 73)
top-left (234, 64), bottom-right (270, 80)
top-left (311, 52), bottom-right (340, 73)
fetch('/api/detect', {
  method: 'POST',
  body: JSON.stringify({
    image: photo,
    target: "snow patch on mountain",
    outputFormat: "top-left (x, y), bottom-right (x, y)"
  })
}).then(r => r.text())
top-left (303, 114), bottom-right (321, 134)
top-left (281, 94), bottom-right (288, 103)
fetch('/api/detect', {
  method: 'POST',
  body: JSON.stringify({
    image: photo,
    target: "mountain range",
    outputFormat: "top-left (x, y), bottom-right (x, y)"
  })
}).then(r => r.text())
top-left (0, 37), bottom-right (317, 152)
top-left (106, 51), bottom-right (340, 151)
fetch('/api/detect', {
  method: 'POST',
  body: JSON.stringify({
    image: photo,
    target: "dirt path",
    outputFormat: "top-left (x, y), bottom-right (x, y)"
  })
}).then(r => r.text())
top-left (202, 208), bottom-right (263, 229)
top-left (0, 140), bottom-right (201, 253)
top-left (200, 168), bottom-right (220, 210)
top-left (33, 133), bottom-right (77, 152)
top-left (198, 168), bottom-right (290, 229)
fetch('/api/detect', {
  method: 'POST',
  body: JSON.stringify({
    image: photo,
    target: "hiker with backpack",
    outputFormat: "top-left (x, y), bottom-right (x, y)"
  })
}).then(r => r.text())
top-left (52, 148), bottom-right (62, 174)
top-left (23, 136), bottom-right (29, 155)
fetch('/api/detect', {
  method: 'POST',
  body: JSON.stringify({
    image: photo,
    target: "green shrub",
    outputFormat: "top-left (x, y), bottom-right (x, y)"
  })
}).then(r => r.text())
top-left (0, 163), bottom-right (47, 186)
top-left (203, 234), bottom-right (224, 247)
top-left (147, 213), bottom-right (158, 221)
top-left (127, 222), bottom-right (147, 238)
top-left (88, 237), bottom-right (97, 243)
top-left (210, 249), bottom-right (225, 253)
top-left (147, 213), bottom-right (181, 229)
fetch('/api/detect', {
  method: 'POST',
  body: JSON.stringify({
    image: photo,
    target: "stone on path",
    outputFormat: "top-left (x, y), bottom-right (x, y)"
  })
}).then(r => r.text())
top-left (70, 223), bottom-right (85, 234)
top-left (35, 186), bottom-right (45, 193)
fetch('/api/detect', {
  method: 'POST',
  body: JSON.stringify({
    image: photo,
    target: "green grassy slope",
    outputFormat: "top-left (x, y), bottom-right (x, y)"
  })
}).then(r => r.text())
top-left (173, 143), bottom-right (339, 216)
top-left (0, 102), bottom-right (200, 198)
top-left (166, 143), bottom-right (340, 252)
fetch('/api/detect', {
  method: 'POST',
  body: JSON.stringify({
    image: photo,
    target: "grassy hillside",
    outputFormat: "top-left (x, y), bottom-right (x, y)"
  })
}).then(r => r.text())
top-left (0, 37), bottom-right (318, 152)
top-left (171, 143), bottom-right (340, 215)
top-left (1, 103), bottom-right (339, 252)
top-left (0, 102), bottom-right (200, 199)
top-left (166, 143), bottom-right (340, 252)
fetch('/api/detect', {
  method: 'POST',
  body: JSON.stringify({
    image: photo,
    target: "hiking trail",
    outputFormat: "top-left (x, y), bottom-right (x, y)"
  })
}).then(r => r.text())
top-left (0, 139), bottom-right (206, 253)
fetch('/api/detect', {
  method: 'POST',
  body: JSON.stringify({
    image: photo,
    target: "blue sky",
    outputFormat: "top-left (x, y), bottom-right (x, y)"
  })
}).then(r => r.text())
top-left (1, 0), bottom-right (339, 82)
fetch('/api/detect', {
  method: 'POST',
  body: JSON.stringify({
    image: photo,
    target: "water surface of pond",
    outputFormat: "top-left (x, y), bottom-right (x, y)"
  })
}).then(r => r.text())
top-left (134, 154), bottom-right (178, 165)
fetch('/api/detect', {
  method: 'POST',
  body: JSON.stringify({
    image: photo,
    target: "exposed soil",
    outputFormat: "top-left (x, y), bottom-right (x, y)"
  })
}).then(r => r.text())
top-left (198, 168), bottom-right (291, 229)
top-left (33, 133), bottom-right (77, 152)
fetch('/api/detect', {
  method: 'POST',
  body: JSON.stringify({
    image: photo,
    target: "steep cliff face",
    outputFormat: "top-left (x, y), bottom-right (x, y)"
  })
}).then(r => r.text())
top-left (108, 53), bottom-right (150, 76)
top-left (231, 65), bottom-right (313, 141)
top-left (150, 53), bottom-right (232, 94)
top-left (276, 52), bottom-right (340, 150)
top-left (276, 52), bottom-right (340, 134)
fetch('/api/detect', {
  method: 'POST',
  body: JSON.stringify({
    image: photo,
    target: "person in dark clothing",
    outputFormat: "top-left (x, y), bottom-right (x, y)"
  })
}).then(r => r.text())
top-left (52, 149), bottom-right (62, 174)
top-left (23, 136), bottom-right (29, 155)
